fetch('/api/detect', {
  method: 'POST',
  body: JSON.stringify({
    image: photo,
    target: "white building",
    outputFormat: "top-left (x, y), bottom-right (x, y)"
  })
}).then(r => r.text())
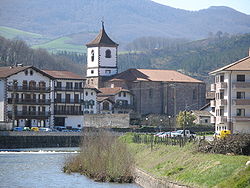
top-left (210, 52), bottom-right (250, 134)
top-left (0, 66), bottom-right (98, 130)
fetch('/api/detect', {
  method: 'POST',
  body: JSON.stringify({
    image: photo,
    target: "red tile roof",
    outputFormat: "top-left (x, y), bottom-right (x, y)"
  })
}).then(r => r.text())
top-left (109, 69), bottom-right (203, 83)
top-left (210, 56), bottom-right (250, 74)
top-left (98, 87), bottom-right (130, 96)
top-left (42, 70), bottom-right (84, 80)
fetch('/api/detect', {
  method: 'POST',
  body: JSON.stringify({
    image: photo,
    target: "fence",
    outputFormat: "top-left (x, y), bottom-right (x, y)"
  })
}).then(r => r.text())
top-left (132, 133), bottom-right (197, 149)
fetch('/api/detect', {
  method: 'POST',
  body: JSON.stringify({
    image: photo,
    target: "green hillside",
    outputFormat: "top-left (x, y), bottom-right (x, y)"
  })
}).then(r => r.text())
top-left (32, 37), bottom-right (86, 53)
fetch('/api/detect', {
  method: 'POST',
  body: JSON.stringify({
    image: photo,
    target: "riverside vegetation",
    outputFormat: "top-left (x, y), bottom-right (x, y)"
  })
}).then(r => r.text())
top-left (64, 131), bottom-right (134, 183)
top-left (121, 133), bottom-right (250, 188)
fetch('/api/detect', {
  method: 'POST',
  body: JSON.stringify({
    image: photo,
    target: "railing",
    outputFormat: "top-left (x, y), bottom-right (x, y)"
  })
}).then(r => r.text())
top-left (211, 84), bottom-right (216, 91)
top-left (54, 110), bottom-right (84, 115)
top-left (233, 99), bottom-right (250, 105)
top-left (8, 98), bottom-right (51, 105)
top-left (54, 87), bottom-right (84, 92)
top-left (216, 116), bottom-right (227, 124)
top-left (216, 99), bottom-right (227, 106)
top-left (216, 82), bottom-right (227, 90)
top-left (8, 86), bottom-right (50, 92)
top-left (8, 111), bottom-right (50, 118)
top-left (233, 82), bottom-right (250, 89)
top-left (54, 99), bottom-right (84, 104)
top-left (114, 103), bottom-right (134, 109)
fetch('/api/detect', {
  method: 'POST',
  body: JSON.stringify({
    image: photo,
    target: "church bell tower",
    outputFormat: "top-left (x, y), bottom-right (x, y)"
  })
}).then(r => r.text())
top-left (86, 22), bottom-right (118, 88)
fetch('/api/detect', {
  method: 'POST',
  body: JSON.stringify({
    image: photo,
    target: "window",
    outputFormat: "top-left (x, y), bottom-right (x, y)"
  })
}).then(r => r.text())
top-left (118, 92), bottom-right (121, 97)
top-left (66, 94), bottom-right (71, 103)
top-left (85, 91), bottom-right (88, 96)
top-left (30, 70), bottom-right (33, 76)
top-left (56, 93), bottom-right (62, 102)
top-left (237, 92), bottom-right (245, 99)
top-left (74, 94), bottom-right (79, 103)
top-left (91, 70), bottom-right (94, 74)
top-left (25, 70), bottom-right (28, 75)
top-left (66, 82), bottom-right (73, 89)
top-left (91, 92), bottom-right (93, 95)
top-left (23, 80), bottom-right (28, 89)
top-left (236, 109), bottom-right (245, 116)
top-left (237, 75), bottom-right (245, 82)
top-left (75, 82), bottom-right (79, 89)
top-left (220, 75), bottom-right (224, 82)
top-left (105, 70), bottom-right (111, 74)
top-left (57, 82), bottom-right (62, 88)
top-left (29, 81), bottom-right (36, 89)
top-left (105, 49), bottom-right (111, 58)
top-left (103, 101), bottom-right (110, 110)
top-left (91, 50), bottom-right (94, 62)
top-left (39, 81), bottom-right (46, 90)
top-left (123, 92), bottom-right (126, 97)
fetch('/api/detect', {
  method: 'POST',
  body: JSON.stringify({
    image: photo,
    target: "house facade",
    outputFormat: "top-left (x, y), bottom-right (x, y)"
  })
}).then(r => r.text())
top-left (210, 52), bottom-right (250, 133)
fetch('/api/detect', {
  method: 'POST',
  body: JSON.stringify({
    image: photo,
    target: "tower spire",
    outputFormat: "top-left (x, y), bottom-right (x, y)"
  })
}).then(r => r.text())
top-left (101, 20), bottom-right (104, 30)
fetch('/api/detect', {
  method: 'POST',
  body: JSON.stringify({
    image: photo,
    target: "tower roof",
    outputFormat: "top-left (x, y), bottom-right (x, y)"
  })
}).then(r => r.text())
top-left (86, 22), bottom-right (118, 47)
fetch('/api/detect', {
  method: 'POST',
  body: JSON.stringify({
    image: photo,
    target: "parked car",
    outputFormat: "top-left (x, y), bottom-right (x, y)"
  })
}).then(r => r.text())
top-left (13, 127), bottom-right (23, 131)
top-left (23, 127), bottom-right (30, 131)
top-left (171, 130), bottom-right (196, 138)
top-left (39, 128), bottom-right (52, 132)
top-left (158, 132), bottom-right (171, 138)
top-left (31, 127), bottom-right (39, 131)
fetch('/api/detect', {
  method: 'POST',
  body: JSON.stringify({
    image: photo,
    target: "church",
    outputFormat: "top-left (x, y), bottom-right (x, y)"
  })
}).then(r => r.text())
top-left (85, 23), bottom-right (206, 116)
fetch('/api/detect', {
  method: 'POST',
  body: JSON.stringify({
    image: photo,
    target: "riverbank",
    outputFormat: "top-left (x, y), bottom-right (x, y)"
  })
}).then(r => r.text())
top-left (123, 136), bottom-right (250, 188)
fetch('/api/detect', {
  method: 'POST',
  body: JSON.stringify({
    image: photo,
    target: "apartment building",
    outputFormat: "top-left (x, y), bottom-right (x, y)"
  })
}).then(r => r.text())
top-left (210, 53), bottom-right (250, 134)
top-left (0, 66), bottom-right (100, 129)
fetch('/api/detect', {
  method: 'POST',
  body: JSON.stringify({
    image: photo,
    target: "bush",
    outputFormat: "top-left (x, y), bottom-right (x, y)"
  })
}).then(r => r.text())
top-left (198, 134), bottom-right (250, 155)
top-left (64, 130), bottom-right (134, 183)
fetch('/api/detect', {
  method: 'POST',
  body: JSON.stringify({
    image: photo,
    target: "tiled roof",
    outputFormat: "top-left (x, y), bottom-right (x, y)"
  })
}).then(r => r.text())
top-left (98, 87), bottom-right (130, 96)
top-left (42, 70), bottom-right (84, 80)
top-left (109, 69), bottom-right (203, 83)
top-left (192, 110), bottom-right (213, 117)
top-left (97, 96), bottom-right (114, 103)
top-left (86, 23), bottom-right (118, 47)
top-left (210, 56), bottom-right (250, 74)
top-left (84, 86), bottom-right (101, 93)
top-left (0, 66), bottom-right (52, 79)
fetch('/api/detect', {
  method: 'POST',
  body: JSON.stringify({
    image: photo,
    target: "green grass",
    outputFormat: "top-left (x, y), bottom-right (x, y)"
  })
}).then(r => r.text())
top-left (123, 134), bottom-right (250, 188)
top-left (32, 37), bottom-right (86, 53)
top-left (0, 26), bottom-right (43, 39)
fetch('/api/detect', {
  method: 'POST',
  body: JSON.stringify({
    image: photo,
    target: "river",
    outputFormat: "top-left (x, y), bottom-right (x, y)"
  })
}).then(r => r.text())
top-left (0, 148), bottom-right (139, 188)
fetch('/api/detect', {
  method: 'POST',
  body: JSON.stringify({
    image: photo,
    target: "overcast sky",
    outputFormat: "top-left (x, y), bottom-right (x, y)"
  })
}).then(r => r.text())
top-left (152, 0), bottom-right (250, 15)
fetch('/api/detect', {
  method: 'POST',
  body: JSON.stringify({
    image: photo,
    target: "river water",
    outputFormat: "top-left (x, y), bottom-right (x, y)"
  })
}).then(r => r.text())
top-left (0, 148), bottom-right (139, 188)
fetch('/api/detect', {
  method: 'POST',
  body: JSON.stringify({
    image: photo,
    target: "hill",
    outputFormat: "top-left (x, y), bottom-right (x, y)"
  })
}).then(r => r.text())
top-left (1, 0), bottom-right (250, 43)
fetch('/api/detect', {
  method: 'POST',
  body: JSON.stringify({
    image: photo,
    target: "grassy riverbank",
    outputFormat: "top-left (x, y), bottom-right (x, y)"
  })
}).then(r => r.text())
top-left (122, 134), bottom-right (250, 188)
top-left (64, 131), bottom-right (134, 183)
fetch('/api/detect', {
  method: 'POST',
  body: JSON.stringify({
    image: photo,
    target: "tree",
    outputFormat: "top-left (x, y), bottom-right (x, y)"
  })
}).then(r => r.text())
top-left (176, 111), bottom-right (195, 128)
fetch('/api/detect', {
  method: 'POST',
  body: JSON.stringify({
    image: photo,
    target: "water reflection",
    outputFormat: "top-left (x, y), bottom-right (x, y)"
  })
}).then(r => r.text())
top-left (0, 148), bottom-right (139, 188)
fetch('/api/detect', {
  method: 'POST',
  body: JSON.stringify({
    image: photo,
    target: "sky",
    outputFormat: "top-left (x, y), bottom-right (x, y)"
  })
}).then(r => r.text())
top-left (152, 0), bottom-right (250, 15)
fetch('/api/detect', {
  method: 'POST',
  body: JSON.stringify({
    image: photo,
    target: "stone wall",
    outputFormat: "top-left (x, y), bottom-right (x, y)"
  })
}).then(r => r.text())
top-left (84, 114), bottom-right (130, 128)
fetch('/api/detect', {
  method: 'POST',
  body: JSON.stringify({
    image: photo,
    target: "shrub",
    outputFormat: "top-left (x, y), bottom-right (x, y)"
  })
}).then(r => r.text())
top-left (198, 134), bottom-right (250, 155)
top-left (64, 130), bottom-right (134, 183)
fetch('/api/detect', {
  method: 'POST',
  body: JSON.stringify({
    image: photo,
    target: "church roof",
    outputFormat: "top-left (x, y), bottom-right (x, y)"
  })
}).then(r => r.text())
top-left (210, 55), bottom-right (250, 74)
top-left (86, 22), bottom-right (118, 47)
top-left (109, 69), bottom-right (203, 83)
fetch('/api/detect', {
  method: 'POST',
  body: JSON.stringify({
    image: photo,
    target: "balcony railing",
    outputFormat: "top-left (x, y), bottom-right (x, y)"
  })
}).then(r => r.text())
top-left (114, 103), bottom-right (134, 109)
top-left (8, 98), bottom-right (51, 105)
top-left (54, 110), bottom-right (83, 115)
top-left (54, 99), bottom-right (84, 104)
top-left (233, 116), bottom-right (250, 122)
top-left (211, 84), bottom-right (216, 91)
top-left (233, 99), bottom-right (250, 105)
top-left (217, 99), bottom-right (227, 106)
top-left (216, 116), bottom-right (227, 124)
top-left (8, 111), bottom-right (50, 118)
top-left (8, 86), bottom-right (50, 92)
top-left (210, 100), bottom-right (215, 107)
top-left (233, 82), bottom-right (250, 89)
top-left (54, 87), bottom-right (84, 92)
top-left (216, 82), bottom-right (227, 90)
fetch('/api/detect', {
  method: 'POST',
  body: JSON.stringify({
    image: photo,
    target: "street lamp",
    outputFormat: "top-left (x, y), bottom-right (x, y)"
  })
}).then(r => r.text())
top-left (168, 116), bottom-right (171, 137)
top-left (159, 119), bottom-right (163, 132)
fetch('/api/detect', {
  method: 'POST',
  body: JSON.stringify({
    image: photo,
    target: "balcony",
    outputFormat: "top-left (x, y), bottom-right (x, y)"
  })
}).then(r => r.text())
top-left (54, 87), bottom-right (84, 92)
top-left (233, 99), bottom-right (250, 105)
top-left (233, 116), bottom-right (250, 122)
top-left (233, 82), bottom-right (250, 89)
top-left (54, 99), bottom-right (84, 104)
top-left (216, 116), bottom-right (227, 124)
top-left (210, 100), bottom-right (215, 107)
top-left (216, 82), bottom-right (227, 90)
top-left (8, 86), bottom-right (50, 92)
top-left (217, 99), bottom-right (227, 106)
top-left (8, 98), bottom-right (51, 105)
top-left (211, 84), bottom-right (216, 91)
top-left (8, 111), bottom-right (50, 119)
top-left (54, 110), bottom-right (84, 115)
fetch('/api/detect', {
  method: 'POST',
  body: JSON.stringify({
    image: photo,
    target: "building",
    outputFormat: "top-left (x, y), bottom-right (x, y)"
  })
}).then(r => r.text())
top-left (0, 66), bottom-right (99, 129)
top-left (191, 110), bottom-right (213, 125)
top-left (210, 52), bottom-right (250, 133)
top-left (85, 24), bottom-right (206, 116)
